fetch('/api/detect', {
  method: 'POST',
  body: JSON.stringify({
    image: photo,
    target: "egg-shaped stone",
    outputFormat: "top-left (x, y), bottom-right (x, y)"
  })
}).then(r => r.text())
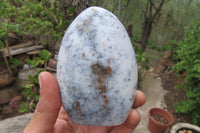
top-left (57, 6), bottom-right (138, 126)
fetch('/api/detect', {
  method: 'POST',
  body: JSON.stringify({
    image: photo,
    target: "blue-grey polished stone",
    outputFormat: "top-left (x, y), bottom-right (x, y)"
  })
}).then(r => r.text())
top-left (57, 6), bottom-right (138, 126)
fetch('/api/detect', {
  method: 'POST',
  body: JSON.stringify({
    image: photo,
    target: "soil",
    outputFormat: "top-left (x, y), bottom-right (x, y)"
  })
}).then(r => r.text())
top-left (160, 70), bottom-right (191, 124)
top-left (151, 114), bottom-right (169, 124)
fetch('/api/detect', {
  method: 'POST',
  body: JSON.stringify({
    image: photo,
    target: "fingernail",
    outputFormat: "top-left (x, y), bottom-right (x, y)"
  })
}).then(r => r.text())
top-left (39, 73), bottom-right (43, 90)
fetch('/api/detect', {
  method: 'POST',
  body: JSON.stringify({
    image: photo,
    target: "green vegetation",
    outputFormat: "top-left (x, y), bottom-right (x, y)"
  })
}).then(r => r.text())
top-left (96, 0), bottom-right (200, 51)
top-left (0, 0), bottom-right (76, 50)
top-left (25, 49), bottom-right (52, 69)
top-left (131, 39), bottom-right (150, 80)
top-left (25, 57), bottom-right (42, 69)
top-left (173, 22), bottom-right (200, 124)
top-left (8, 58), bottom-right (21, 69)
top-left (38, 49), bottom-right (52, 69)
top-left (20, 49), bottom-right (51, 112)
top-left (19, 70), bottom-right (44, 113)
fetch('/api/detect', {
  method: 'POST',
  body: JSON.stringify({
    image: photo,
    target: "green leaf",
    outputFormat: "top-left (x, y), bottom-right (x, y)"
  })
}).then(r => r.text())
top-left (0, 40), bottom-right (4, 49)
top-left (38, 49), bottom-right (52, 61)
top-left (9, 58), bottom-right (22, 68)
top-left (28, 75), bottom-right (35, 82)
top-left (19, 102), bottom-right (29, 113)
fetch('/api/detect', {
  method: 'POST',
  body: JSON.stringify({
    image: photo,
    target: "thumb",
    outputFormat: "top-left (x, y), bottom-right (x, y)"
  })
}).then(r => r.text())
top-left (24, 71), bottom-right (61, 133)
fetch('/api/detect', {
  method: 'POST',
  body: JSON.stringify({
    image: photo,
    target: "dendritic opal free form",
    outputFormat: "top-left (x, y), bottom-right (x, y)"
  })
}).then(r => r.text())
top-left (57, 6), bottom-right (138, 126)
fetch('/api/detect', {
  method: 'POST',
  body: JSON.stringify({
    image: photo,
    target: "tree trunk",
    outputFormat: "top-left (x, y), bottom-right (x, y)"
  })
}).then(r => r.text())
top-left (118, 0), bottom-right (122, 19)
top-left (141, 0), bottom-right (166, 51)
top-left (122, 0), bottom-right (131, 23)
top-left (141, 19), bottom-right (153, 51)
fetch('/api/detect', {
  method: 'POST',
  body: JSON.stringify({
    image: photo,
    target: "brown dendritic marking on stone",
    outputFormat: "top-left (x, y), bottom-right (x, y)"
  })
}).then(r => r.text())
top-left (90, 63), bottom-right (112, 76)
top-left (75, 102), bottom-right (81, 113)
top-left (82, 53), bottom-right (85, 57)
top-left (74, 101), bottom-right (84, 120)
top-left (102, 95), bottom-right (108, 108)
top-left (90, 63), bottom-right (112, 109)
top-left (98, 85), bottom-right (106, 94)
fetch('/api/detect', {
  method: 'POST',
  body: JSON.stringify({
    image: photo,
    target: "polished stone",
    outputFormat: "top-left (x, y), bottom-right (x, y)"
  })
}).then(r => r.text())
top-left (57, 6), bottom-right (138, 126)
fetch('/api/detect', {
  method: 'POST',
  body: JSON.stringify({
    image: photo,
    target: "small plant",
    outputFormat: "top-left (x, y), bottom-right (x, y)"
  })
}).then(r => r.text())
top-left (161, 44), bottom-right (170, 52)
top-left (19, 102), bottom-right (29, 113)
top-left (38, 49), bottom-right (52, 69)
top-left (9, 58), bottom-right (21, 69)
top-left (132, 34), bottom-right (140, 42)
top-left (0, 40), bottom-right (4, 49)
top-left (148, 43), bottom-right (161, 51)
top-left (0, 40), bottom-right (4, 50)
top-left (25, 57), bottom-right (41, 69)
top-left (20, 55), bottom-right (45, 113)
top-left (131, 38), bottom-right (150, 80)
top-left (0, 23), bottom-right (8, 41)
top-left (19, 70), bottom-right (44, 113)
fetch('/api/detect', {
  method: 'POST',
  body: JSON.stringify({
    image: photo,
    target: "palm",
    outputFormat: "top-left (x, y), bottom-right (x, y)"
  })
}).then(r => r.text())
top-left (54, 106), bottom-right (136, 133)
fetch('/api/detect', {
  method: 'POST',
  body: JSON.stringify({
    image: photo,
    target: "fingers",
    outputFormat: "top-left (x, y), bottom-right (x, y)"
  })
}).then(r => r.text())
top-left (133, 90), bottom-right (146, 108)
top-left (111, 109), bottom-right (141, 133)
top-left (24, 72), bottom-right (61, 133)
top-left (53, 119), bottom-right (73, 133)
top-left (110, 90), bottom-right (145, 133)
top-left (57, 106), bottom-right (71, 121)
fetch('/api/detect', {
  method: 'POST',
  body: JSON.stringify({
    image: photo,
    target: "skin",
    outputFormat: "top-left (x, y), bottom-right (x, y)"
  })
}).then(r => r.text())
top-left (24, 71), bottom-right (146, 133)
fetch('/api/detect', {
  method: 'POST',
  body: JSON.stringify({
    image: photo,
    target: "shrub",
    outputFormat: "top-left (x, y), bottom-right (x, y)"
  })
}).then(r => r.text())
top-left (173, 22), bottom-right (200, 125)
top-left (0, 0), bottom-right (76, 50)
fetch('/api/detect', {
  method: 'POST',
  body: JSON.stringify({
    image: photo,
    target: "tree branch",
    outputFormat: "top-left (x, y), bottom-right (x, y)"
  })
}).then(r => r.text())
top-left (152, 0), bottom-right (165, 22)
top-left (122, 0), bottom-right (131, 23)
top-left (149, 0), bottom-right (157, 11)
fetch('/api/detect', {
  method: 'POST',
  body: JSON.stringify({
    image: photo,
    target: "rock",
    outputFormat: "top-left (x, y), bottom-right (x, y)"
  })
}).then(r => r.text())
top-left (48, 59), bottom-right (57, 69)
top-left (9, 96), bottom-right (22, 105)
top-left (0, 86), bottom-right (18, 104)
top-left (22, 64), bottom-right (30, 70)
top-left (1, 96), bottom-right (22, 116)
top-left (57, 7), bottom-right (137, 126)
top-left (0, 114), bottom-right (3, 120)
top-left (18, 68), bottom-right (44, 81)
top-left (54, 54), bottom-right (58, 61)
top-left (0, 113), bottom-right (33, 133)
top-left (2, 105), bottom-right (14, 115)
top-left (2, 96), bottom-right (22, 115)
top-left (0, 71), bottom-right (16, 89)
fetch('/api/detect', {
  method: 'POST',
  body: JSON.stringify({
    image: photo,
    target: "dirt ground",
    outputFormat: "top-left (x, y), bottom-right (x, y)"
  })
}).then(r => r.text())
top-left (160, 68), bottom-right (191, 124)
top-left (146, 48), bottom-right (192, 124)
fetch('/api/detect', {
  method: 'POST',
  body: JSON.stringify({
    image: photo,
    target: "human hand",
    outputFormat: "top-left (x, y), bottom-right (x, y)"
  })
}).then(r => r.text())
top-left (24, 71), bottom-right (146, 133)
